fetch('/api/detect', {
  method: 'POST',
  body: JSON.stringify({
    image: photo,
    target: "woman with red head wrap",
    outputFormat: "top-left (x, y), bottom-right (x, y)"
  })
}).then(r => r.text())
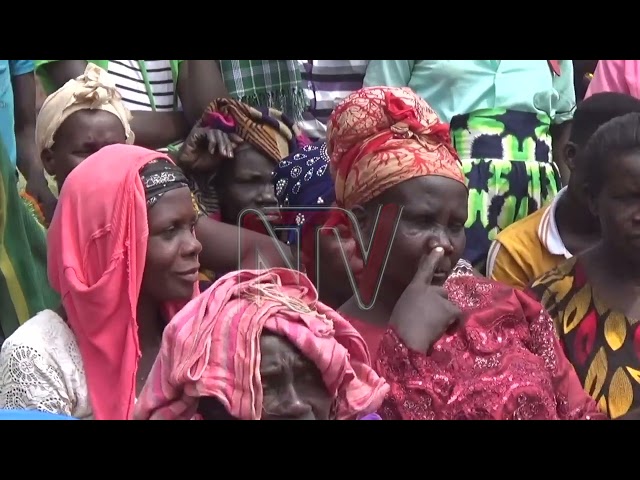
top-left (330, 86), bottom-right (605, 420)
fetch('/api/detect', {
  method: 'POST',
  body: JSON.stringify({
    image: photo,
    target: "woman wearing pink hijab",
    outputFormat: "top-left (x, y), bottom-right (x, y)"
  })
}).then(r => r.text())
top-left (135, 268), bottom-right (388, 420)
top-left (0, 144), bottom-right (201, 420)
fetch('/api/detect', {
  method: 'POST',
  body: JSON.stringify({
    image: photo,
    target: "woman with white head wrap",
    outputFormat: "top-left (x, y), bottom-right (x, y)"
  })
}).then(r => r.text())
top-left (36, 63), bottom-right (134, 192)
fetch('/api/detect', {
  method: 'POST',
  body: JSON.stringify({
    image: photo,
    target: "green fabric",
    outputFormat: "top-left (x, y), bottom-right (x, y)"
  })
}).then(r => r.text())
top-left (35, 60), bottom-right (183, 95)
top-left (452, 108), bottom-right (561, 236)
top-left (450, 108), bottom-right (561, 270)
top-left (218, 60), bottom-right (307, 122)
top-left (0, 138), bottom-right (58, 337)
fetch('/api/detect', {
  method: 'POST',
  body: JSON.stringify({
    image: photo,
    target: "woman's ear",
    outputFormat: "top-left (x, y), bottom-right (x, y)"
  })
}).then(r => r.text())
top-left (41, 148), bottom-right (56, 177)
top-left (351, 204), bottom-right (371, 243)
top-left (564, 141), bottom-right (578, 172)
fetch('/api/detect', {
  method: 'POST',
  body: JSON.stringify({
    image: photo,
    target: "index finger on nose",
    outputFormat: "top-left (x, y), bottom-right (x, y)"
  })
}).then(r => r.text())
top-left (412, 247), bottom-right (444, 286)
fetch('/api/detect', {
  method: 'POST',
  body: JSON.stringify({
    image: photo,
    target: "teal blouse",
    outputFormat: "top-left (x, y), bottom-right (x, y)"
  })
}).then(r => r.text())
top-left (363, 60), bottom-right (575, 125)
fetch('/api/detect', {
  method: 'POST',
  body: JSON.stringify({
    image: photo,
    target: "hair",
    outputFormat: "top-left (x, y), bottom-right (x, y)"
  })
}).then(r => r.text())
top-left (570, 92), bottom-right (640, 147)
top-left (582, 112), bottom-right (640, 197)
top-left (572, 60), bottom-right (598, 103)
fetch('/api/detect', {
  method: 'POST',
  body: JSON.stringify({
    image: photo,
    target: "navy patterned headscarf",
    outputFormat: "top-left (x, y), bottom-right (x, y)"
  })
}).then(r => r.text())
top-left (273, 140), bottom-right (335, 245)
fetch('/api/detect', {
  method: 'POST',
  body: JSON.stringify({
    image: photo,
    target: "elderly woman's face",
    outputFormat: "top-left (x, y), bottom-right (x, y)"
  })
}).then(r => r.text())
top-left (42, 110), bottom-right (127, 190)
top-left (216, 144), bottom-right (279, 225)
top-left (359, 175), bottom-right (468, 293)
top-left (197, 332), bottom-right (334, 420)
top-left (259, 332), bottom-right (332, 420)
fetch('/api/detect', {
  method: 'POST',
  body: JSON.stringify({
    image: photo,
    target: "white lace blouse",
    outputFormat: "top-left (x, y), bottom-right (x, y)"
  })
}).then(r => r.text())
top-left (0, 310), bottom-right (93, 419)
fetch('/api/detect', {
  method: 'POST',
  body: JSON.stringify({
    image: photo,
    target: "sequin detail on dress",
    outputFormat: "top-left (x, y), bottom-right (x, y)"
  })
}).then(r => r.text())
top-left (374, 272), bottom-right (606, 420)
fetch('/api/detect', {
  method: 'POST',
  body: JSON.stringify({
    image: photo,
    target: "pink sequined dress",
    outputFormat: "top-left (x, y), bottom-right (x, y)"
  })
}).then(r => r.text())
top-left (347, 263), bottom-right (606, 420)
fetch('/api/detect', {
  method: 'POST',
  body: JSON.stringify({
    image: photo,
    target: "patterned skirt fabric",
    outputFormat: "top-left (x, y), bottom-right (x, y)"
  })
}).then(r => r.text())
top-left (451, 108), bottom-right (561, 272)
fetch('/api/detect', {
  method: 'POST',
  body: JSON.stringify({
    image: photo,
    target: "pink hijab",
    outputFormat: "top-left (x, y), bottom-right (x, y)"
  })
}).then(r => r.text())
top-left (134, 268), bottom-right (389, 420)
top-left (47, 144), bottom-right (199, 420)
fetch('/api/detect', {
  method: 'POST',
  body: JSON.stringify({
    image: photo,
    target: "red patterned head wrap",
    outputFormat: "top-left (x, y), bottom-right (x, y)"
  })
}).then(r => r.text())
top-left (326, 86), bottom-right (465, 209)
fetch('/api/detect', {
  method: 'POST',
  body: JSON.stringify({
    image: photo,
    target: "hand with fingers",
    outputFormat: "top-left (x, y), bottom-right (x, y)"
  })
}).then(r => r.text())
top-left (177, 124), bottom-right (234, 172)
top-left (389, 247), bottom-right (463, 353)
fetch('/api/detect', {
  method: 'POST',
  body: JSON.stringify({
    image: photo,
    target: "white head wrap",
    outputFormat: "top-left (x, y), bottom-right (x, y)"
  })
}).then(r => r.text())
top-left (35, 63), bottom-right (134, 153)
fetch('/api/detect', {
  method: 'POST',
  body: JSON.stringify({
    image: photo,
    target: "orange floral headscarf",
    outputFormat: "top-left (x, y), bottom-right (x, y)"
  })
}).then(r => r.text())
top-left (326, 86), bottom-right (465, 209)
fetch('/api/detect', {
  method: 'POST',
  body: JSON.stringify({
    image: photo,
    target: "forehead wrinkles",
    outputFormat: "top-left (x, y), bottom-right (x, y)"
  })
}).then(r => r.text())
top-left (260, 333), bottom-right (307, 368)
top-left (55, 112), bottom-right (125, 148)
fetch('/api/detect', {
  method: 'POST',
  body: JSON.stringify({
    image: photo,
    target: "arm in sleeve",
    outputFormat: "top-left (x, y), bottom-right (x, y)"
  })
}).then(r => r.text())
top-left (363, 60), bottom-right (414, 88)
top-left (9, 60), bottom-right (34, 77)
top-left (376, 299), bottom-right (606, 420)
top-left (486, 240), bottom-right (530, 290)
top-left (374, 328), bottom-right (441, 420)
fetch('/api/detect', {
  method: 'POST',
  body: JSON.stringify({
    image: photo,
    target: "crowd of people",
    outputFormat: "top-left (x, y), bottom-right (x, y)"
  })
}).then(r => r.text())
top-left (1, 59), bottom-right (639, 420)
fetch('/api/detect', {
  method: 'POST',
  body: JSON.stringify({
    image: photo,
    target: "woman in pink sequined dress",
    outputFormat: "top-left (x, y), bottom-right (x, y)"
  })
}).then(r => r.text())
top-left (327, 86), bottom-right (606, 420)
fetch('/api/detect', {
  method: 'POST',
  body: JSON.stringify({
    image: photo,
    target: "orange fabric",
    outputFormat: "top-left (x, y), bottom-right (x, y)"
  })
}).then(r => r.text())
top-left (199, 97), bottom-right (299, 163)
top-left (47, 144), bottom-right (199, 420)
top-left (323, 87), bottom-right (465, 301)
top-left (326, 86), bottom-right (465, 210)
top-left (489, 207), bottom-right (565, 290)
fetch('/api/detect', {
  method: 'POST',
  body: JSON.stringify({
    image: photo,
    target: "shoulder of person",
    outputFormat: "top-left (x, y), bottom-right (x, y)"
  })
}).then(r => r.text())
top-left (495, 207), bottom-right (547, 255)
top-left (529, 256), bottom-right (578, 293)
top-left (0, 309), bottom-right (89, 419)
top-left (2, 309), bottom-right (71, 349)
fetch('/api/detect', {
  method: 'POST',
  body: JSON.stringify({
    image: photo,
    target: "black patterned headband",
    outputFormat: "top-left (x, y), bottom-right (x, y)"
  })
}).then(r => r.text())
top-left (139, 159), bottom-right (189, 208)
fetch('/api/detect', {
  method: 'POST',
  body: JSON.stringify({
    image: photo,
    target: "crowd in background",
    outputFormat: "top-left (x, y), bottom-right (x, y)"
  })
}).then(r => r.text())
top-left (1, 59), bottom-right (640, 420)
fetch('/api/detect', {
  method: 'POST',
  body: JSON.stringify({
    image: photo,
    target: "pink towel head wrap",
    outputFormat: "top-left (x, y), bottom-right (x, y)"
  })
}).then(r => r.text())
top-left (47, 143), bottom-right (199, 420)
top-left (134, 268), bottom-right (389, 420)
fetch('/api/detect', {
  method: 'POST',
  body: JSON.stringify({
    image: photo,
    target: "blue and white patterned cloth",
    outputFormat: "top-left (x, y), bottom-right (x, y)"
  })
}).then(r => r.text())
top-left (273, 140), bottom-right (335, 245)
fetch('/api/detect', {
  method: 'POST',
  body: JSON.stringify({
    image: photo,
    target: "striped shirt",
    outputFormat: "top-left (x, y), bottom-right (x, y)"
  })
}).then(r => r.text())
top-left (297, 60), bottom-right (369, 140)
top-left (107, 60), bottom-right (180, 112)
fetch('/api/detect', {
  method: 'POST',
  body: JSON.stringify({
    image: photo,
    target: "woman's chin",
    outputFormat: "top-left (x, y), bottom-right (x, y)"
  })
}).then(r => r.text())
top-left (164, 280), bottom-right (198, 302)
